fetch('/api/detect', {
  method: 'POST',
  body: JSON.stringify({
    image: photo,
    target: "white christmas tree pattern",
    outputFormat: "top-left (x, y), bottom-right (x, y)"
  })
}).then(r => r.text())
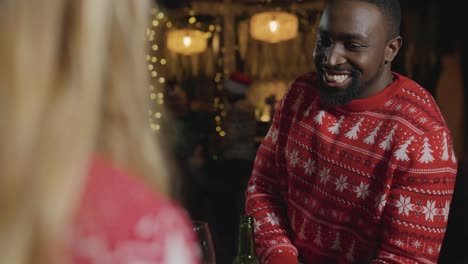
top-left (314, 110), bottom-right (326, 125)
top-left (330, 231), bottom-right (342, 251)
top-left (313, 225), bottom-right (322, 246)
top-left (345, 117), bottom-right (365, 140)
top-left (441, 132), bottom-right (449, 161)
top-left (291, 92), bottom-right (304, 112)
top-left (394, 136), bottom-right (415, 161)
top-left (303, 105), bottom-right (313, 117)
top-left (290, 210), bottom-right (297, 232)
top-left (443, 201), bottom-right (450, 222)
top-left (328, 116), bottom-right (345, 134)
top-left (346, 239), bottom-right (356, 261)
top-left (298, 218), bottom-right (307, 240)
top-left (418, 137), bottom-right (434, 163)
top-left (379, 124), bottom-right (398, 151)
top-left (364, 121), bottom-right (382, 144)
top-left (451, 146), bottom-right (457, 164)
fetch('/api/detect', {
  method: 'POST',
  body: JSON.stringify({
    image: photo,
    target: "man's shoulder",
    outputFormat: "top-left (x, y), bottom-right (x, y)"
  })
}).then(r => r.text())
top-left (292, 72), bottom-right (318, 88)
top-left (390, 73), bottom-right (448, 129)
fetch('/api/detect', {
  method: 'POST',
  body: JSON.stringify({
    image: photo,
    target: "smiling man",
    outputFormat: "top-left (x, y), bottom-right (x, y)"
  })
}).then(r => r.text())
top-left (245, 0), bottom-right (458, 263)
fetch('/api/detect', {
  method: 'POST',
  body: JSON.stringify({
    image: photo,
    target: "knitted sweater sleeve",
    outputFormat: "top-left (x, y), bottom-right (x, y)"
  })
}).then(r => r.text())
top-left (245, 95), bottom-right (299, 264)
top-left (372, 128), bottom-right (457, 264)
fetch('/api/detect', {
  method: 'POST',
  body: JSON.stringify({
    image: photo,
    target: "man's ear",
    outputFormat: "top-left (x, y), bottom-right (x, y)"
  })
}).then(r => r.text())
top-left (385, 36), bottom-right (402, 63)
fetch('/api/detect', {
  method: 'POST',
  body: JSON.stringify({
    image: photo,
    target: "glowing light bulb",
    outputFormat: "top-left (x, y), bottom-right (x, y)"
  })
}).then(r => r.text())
top-left (269, 19), bottom-right (279, 33)
top-left (183, 36), bottom-right (192, 47)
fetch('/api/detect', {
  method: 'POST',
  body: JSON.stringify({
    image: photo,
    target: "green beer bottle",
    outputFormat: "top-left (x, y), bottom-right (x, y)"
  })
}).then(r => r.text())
top-left (233, 214), bottom-right (260, 264)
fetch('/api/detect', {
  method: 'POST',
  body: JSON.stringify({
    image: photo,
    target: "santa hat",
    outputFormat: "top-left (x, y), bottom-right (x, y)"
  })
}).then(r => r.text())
top-left (224, 72), bottom-right (252, 95)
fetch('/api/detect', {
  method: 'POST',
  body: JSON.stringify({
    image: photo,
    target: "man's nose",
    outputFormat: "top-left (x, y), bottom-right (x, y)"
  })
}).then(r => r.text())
top-left (325, 44), bottom-right (346, 66)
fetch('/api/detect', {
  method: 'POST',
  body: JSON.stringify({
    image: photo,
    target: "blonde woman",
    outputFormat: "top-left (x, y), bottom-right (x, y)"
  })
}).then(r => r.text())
top-left (0, 0), bottom-right (200, 263)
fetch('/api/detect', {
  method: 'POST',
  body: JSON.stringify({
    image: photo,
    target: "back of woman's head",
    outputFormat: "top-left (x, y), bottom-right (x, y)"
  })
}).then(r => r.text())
top-left (0, 0), bottom-right (168, 263)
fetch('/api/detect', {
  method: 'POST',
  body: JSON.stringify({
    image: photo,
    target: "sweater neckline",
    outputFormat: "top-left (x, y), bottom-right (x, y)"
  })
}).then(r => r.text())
top-left (334, 72), bottom-right (406, 112)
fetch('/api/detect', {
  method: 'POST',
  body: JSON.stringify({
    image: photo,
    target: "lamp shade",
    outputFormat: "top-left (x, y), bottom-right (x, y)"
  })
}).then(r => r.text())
top-left (250, 11), bottom-right (298, 43)
top-left (167, 29), bottom-right (207, 55)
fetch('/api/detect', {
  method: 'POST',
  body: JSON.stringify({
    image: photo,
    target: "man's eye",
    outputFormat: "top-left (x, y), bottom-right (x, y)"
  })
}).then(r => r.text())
top-left (345, 42), bottom-right (365, 50)
top-left (317, 38), bottom-right (331, 47)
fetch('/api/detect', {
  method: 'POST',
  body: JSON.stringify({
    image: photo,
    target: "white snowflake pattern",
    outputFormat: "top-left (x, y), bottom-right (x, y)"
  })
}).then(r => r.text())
top-left (319, 168), bottom-right (331, 184)
top-left (394, 239), bottom-right (404, 247)
top-left (335, 174), bottom-right (348, 192)
top-left (395, 195), bottom-right (414, 216)
top-left (271, 130), bottom-right (279, 144)
top-left (355, 182), bottom-right (370, 199)
top-left (303, 158), bottom-right (316, 176)
top-left (422, 200), bottom-right (438, 222)
top-left (312, 201), bottom-right (317, 208)
top-left (331, 210), bottom-right (338, 218)
top-left (265, 213), bottom-right (280, 226)
top-left (394, 104), bottom-right (402, 110)
top-left (385, 100), bottom-right (394, 107)
top-left (289, 149), bottom-right (300, 167)
top-left (409, 107), bottom-right (417, 113)
top-left (412, 240), bottom-right (422, 249)
top-left (419, 117), bottom-right (428, 124)
top-left (254, 219), bottom-right (261, 232)
top-left (247, 185), bottom-right (256, 193)
top-left (427, 247), bottom-right (434, 255)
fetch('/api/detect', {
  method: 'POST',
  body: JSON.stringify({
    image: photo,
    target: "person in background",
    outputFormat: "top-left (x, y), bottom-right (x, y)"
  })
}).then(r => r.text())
top-left (245, 0), bottom-right (457, 263)
top-left (215, 72), bottom-right (257, 263)
top-left (0, 1), bottom-right (200, 263)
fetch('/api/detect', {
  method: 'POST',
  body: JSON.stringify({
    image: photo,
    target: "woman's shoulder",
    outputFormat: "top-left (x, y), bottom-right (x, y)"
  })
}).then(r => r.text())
top-left (71, 156), bottom-right (200, 264)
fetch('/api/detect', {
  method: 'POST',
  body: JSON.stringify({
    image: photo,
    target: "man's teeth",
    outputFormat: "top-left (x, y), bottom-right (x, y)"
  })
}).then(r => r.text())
top-left (325, 73), bottom-right (349, 83)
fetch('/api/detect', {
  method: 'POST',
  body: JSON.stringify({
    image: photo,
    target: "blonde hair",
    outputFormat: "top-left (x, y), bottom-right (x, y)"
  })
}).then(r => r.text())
top-left (0, 0), bottom-right (169, 263)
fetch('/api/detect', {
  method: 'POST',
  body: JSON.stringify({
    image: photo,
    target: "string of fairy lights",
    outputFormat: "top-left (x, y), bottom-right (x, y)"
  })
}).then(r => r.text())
top-left (147, 7), bottom-right (169, 133)
top-left (146, 5), bottom-right (226, 140)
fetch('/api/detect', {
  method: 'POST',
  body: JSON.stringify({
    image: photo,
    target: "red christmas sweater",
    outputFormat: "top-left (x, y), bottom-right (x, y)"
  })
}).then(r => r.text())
top-left (245, 72), bottom-right (457, 264)
top-left (71, 157), bottom-right (201, 264)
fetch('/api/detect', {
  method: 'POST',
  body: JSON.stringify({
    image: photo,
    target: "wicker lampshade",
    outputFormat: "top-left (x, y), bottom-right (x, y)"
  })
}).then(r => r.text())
top-left (250, 11), bottom-right (298, 43)
top-left (167, 29), bottom-right (207, 55)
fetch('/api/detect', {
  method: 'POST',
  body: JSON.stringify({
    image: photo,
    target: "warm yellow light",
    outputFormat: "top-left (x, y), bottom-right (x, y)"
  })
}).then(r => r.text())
top-left (167, 29), bottom-right (207, 55)
top-left (189, 17), bottom-right (196, 24)
top-left (152, 20), bottom-right (159, 27)
top-left (269, 20), bottom-right (278, 32)
top-left (183, 36), bottom-right (192, 47)
top-left (250, 11), bottom-right (298, 43)
top-left (160, 58), bottom-right (167, 65)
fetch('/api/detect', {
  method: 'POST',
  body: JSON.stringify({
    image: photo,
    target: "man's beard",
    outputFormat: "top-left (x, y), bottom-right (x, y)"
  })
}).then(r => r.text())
top-left (317, 70), bottom-right (360, 107)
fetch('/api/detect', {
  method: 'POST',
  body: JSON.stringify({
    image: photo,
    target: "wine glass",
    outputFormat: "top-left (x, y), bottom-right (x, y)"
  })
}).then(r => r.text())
top-left (192, 221), bottom-right (216, 264)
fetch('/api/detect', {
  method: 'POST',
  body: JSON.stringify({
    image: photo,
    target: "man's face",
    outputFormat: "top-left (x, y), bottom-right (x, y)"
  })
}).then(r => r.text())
top-left (313, 0), bottom-right (390, 107)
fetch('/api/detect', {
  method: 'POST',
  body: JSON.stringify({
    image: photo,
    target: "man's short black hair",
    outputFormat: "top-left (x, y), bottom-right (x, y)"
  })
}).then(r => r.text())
top-left (329, 0), bottom-right (402, 39)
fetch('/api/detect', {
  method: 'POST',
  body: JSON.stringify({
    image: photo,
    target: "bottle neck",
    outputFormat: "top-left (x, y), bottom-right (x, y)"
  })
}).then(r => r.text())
top-left (237, 216), bottom-right (255, 256)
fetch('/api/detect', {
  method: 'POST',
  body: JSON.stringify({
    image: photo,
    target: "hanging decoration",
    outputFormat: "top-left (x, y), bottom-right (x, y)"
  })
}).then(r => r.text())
top-left (147, 6), bottom-right (169, 133)
top-left (167, 29), bottom-right (207, 55)
top-left (250, 11), bottom-right (298, 43)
